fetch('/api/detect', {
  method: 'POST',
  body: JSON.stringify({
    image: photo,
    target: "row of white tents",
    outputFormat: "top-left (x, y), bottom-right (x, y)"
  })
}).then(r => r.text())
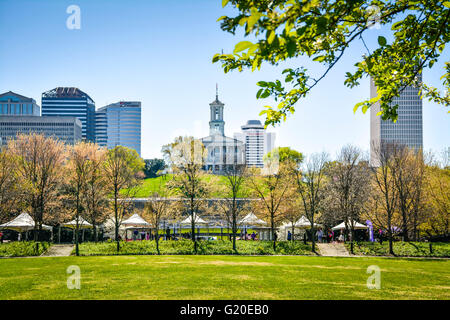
top-left (0, 212), bottom-right (368, 240)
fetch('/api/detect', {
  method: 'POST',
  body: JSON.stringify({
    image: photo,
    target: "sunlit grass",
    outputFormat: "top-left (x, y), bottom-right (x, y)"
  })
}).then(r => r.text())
top-left (0, 255), bottom-right (448, 300)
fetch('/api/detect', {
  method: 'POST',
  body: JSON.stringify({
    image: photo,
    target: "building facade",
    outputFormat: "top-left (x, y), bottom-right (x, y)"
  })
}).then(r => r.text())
top-left (95, 101), bottom-right (141, 156)
top-left (41, 87), bottom-right (96, 141)
top-left (201, 92), bottom-right (245, 174)
top-left (370, 76), bottom-right (423, 165)
top-left (0, 91), bottom-right (40, 116)
top-left (234, 120), bottom-right (276, 168)
top-left (0, 116), bottom-right (82, 146)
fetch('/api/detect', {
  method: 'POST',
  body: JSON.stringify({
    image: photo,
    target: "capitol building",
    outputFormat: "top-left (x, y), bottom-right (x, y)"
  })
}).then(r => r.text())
top-left (201, 90), bottom-right (245, 174)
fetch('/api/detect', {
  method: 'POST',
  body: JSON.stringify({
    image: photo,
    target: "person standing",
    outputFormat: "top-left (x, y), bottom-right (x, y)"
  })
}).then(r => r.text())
top-left (317, 228), bottom-right (323, 243)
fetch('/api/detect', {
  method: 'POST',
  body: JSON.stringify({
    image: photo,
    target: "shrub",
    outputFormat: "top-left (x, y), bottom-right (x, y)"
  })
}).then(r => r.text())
top-left (0, 241), bottom-right (50, 257)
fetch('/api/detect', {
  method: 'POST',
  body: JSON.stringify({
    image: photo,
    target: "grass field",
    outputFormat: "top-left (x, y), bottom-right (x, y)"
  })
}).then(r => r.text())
top-left (0, 255), bottom-right (448, 299)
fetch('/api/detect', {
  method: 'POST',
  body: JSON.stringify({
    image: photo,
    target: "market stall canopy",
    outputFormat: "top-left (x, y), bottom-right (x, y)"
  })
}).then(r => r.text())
top-left (121, 213), bottom-right (151, 227)
top-left (62, 217), bottom-right (93, 229)
top-left (332, 220), bottom-right (368, 231)
top-left (239, 212), bottom-right (267, 226)
top-left (180, 214), bottom-right (208, 225)
top-left (281, 216), bottom-right (321, 229)
top-left (0, 212), bottom-right (52, 232)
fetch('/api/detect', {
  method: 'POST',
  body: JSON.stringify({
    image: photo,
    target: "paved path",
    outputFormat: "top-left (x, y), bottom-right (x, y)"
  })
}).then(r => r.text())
top-left (317, 243), bottom-right (350, 257)
top-left (41, 244), bottom-right (74, 257)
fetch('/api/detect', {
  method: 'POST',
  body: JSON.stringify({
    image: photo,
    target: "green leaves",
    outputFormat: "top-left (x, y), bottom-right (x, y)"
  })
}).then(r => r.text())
top-left (222, 0), bottom-right (229, 8)
top-left (233, 41), bottom-right (254, 54)
top-left (213, 0), bottom-right (450, 126)
top-left (378, 36), bottom-right (387, 46)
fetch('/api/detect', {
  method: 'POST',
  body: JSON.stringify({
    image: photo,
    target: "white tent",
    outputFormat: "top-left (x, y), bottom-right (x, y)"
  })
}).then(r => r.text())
top-left (0, 212), bottom-right (52, 232)
top-left (281, 216), bottom-right (321, 230)
top-left (332, 220), bottom-right (368, 231)
top-left (62, 217), bottom-right (93, 229)
top-left (122, 213), bottom-right (151, 227)
top-left (239, 212), bottom-right (267, 226)
top-left (180, 214), bottom-right (208, 225)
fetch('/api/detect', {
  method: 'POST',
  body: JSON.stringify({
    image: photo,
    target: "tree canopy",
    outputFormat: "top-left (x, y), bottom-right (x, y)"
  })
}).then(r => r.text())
top-left (213, 0), bottom-right (449, 126)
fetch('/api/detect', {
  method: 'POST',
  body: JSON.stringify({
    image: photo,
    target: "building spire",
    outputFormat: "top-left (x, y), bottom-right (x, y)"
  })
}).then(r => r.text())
top-left (216, 83), bottom-right (218, 101)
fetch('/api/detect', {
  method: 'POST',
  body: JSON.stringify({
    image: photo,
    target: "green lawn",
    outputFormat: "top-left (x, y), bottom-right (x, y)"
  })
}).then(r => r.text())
top-left (127, 174), bottom-right (254, 198)
top-left (0, 255), bottom-right (448, 299)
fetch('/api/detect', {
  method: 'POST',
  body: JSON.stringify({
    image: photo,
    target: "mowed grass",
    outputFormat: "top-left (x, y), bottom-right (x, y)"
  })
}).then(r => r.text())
top-left (0, 255), bottom-right (448, 300)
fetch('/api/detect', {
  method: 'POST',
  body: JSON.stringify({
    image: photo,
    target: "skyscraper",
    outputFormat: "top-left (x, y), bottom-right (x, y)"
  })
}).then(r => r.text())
top-left (234, 120), bottom-right (276, 168)
top-left (95, 101), bottom-right (142, 156)
top-left (41, 87), bottom-right (96, 141)
top-left (370, 77), bottom-right (423, 165)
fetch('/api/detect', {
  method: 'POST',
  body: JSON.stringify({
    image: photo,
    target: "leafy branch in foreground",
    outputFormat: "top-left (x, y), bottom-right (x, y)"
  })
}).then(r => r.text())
top-left (213, 0), bottom-right (450, 126)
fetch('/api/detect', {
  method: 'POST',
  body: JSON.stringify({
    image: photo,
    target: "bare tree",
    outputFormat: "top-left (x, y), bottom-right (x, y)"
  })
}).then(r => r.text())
top-left (142, 191), bottom-right (175, 255)
top-left (103, 146), bottom-right (145, 252)
top-left (83, 146), bottom-right (108, 242)
top-left (325, 145), bottom-right (370, 253)
top-left (294, 152), bottom-right (329, 253)
top-left (0, 148), bottom-right (21, 224)
top-left (7, 134), bottom-right (66, 241)
top-left (370, 142), bottom-right (398, 255)
top-left (217, 164), bottom-right (249, 252)
top-left (390, 145), bottom-right (426, 241)
top-left (166, 137), bottom-right (209, 253)
top-left (248, 154), bottom-right (294, 251)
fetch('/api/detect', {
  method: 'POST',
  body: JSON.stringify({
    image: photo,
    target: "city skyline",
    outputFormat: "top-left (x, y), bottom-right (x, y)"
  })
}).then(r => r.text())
top-left (0, 0), bottom-right (448, 160)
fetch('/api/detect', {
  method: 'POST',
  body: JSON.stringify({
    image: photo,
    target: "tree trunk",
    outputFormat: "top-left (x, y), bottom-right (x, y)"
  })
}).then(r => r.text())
top-left (155, 227), bottom-right (160, 255)
top-left (271, 213), bottom-right (276, 251)
top-left (115, 187), bottom-right (120, 253)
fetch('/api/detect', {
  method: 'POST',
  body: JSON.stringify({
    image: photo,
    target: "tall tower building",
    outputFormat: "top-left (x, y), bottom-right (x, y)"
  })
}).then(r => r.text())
top-left (95, 101), bottom-right (142, 156)
top-left (370, 76), bottom-right (423, 165)
top-left (234, 120), bottom-right (276, 168)
top-left (209, 85), bottom-right (225, 136)
top-left (41, 87), bottom-right (96, 141)
top-left (201, 87), bottom-right (245, 174)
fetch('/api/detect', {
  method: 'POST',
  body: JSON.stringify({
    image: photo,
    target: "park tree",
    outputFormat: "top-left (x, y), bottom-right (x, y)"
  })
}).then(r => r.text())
top-left (7, 134), bottom-right (66, 241)
top-left (83, 146), bottom-right (109, 242)
top-left (142, 189), bottom-right (176, 255)
top-left (217, 164), bottom-right (249, 252)
top-left (325, 145), bottom-right (371, 253)
top-left (421, 164), bottom-right (449, 239)
top-left (294, 152), bottom-right (329, 253)
top-left (390, 145), bottom-right (426, 241)
top-left (144, 158), bottom-right (166, 178)
top-left (0, 149), bottom-right (21, 224)
top-left (103, 146), bottom-right (145, 252)
top-left (248, 151), bottom-right (295, 250)
top-left (214, 0), bottom-right (449, 126)
top-left (64, 142), bottom-right (99, 256)
top-left (165, 137), bottom-right (209, 253)
top-left (266, 146), bottom-right (303, 165)
top-left (369, 142), bottom-right (399, 254)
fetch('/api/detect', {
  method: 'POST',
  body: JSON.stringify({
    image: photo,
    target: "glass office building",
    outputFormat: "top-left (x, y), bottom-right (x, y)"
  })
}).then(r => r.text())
top-left (0, 91), bottom-right (40, 116)
top-left (95, 101), bottom-right (141, 156)
top-left (370, 75), bottom-right (423, 165)
top-left (0, 116), bottom-right (82, 146)
top-left (41, 87), bottom-right (96, 141)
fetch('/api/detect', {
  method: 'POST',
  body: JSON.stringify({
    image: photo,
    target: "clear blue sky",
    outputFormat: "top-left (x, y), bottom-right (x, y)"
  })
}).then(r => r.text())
top-left (0, 0), bottom-right (448, 159)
